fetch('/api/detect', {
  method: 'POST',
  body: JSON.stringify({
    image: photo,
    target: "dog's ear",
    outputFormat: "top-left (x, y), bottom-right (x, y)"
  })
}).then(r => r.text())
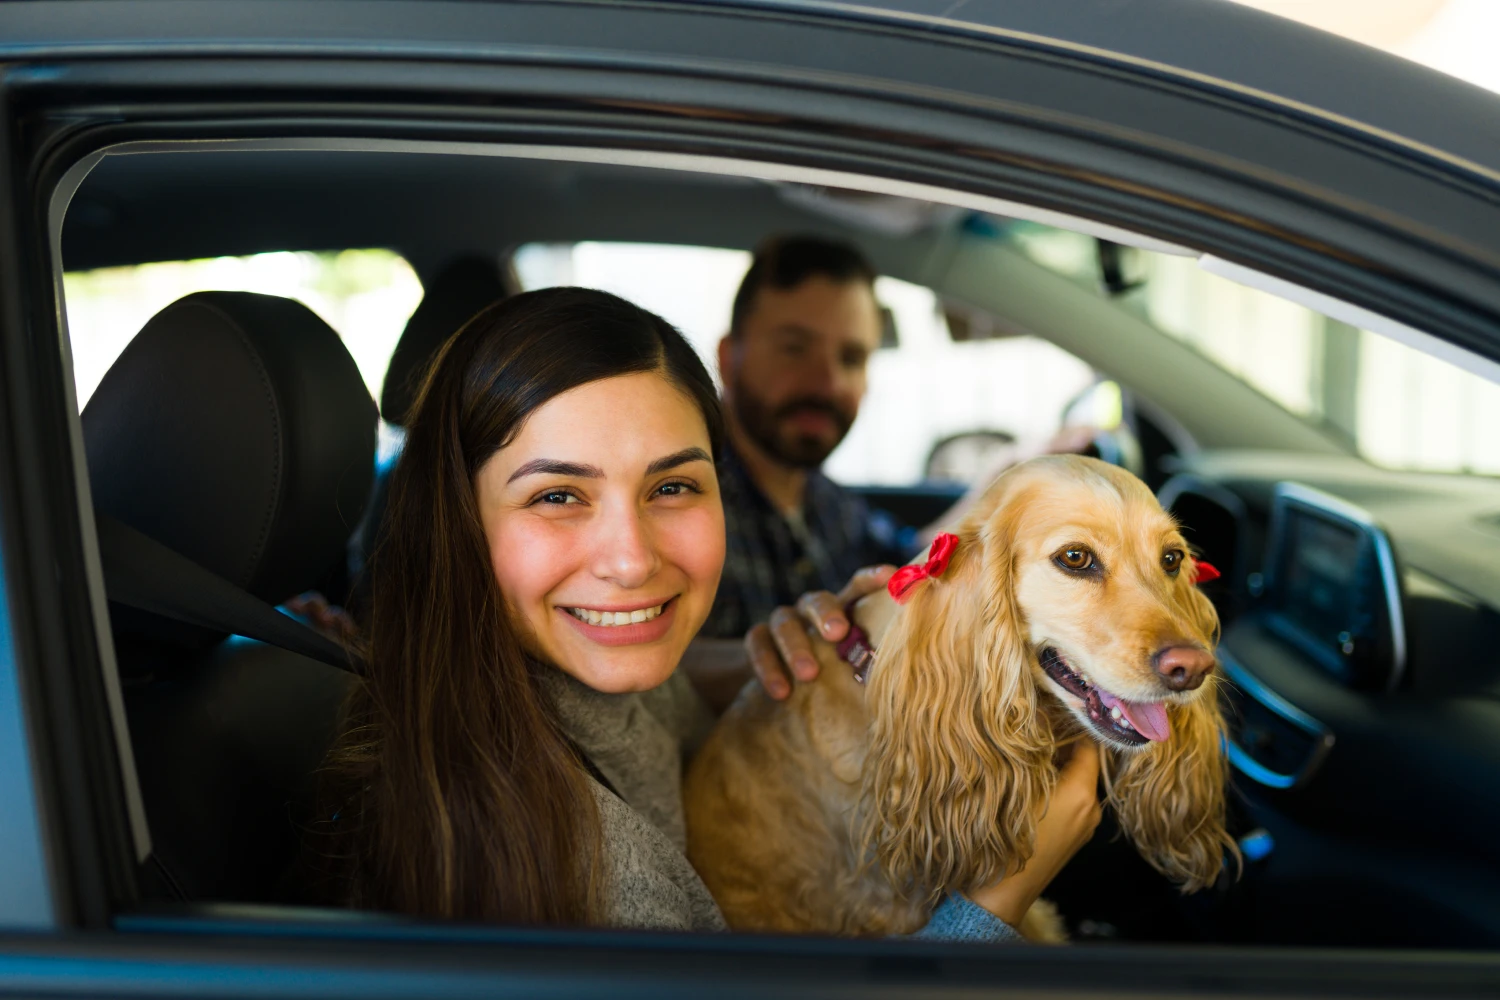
top-left (1104, 678), bottom-right (1238, 893)
top-left (1100, 526), bottom-right (1237, 891)
top-left (860, 495), bottom-right (1055, 904)
top-left (1181, 566), bottom-right (1223, 648)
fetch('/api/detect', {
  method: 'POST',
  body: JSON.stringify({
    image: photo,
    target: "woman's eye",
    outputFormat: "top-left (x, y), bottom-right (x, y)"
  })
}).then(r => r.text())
top-left (1054, 546), bottom-right (1096, 572)
top-left (1163, 549), bottom-right (1184, 575)
top-left (538, 490), bottom-right (579, 505)
top-left (653, 480), bottom-right (700, 499)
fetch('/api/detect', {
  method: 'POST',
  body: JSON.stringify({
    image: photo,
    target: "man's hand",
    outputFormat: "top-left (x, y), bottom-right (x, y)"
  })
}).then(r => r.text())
top-left (744, 565), bottom-right (896, 700)
top-left (284, 590), bottom-right (358, 644)
top-left (965, 740), bottom-right (1103, 927)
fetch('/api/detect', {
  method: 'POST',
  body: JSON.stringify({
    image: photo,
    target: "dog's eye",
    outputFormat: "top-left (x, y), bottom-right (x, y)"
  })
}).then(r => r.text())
top-left (1054, 546), bottom-right (1096, 572)
top-left (1163, 549), bottom-right (1184, 575)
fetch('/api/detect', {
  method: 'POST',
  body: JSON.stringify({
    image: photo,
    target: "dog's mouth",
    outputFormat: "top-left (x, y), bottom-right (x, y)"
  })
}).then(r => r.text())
top-left (1038, 646), bottom-right (1171, 748)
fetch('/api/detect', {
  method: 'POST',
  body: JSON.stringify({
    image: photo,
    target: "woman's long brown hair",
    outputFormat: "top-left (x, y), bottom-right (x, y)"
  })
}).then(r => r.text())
top-left (321, 287), bottom-right (722, 923)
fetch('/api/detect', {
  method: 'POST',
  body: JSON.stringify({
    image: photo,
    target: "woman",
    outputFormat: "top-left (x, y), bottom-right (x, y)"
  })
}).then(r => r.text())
top-left (322, 286), bottom-right (1097, 935)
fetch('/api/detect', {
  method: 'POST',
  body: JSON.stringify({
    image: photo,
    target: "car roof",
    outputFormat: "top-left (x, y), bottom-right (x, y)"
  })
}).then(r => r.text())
top-left (698, 0), bottom-right (1500, 185)
top-left (12, 0), bottom-right (1500, 186)
top-left (11, 0), bottom-right (1500, 184)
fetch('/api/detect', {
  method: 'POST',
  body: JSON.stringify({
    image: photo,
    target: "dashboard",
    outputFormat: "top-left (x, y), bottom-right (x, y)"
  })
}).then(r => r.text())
top-left (1157, 450), bottom-right (1500, 946)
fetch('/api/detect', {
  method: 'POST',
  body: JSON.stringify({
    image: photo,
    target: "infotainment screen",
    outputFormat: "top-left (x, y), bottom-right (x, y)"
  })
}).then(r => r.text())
top-left (1263, 483), bottom-right (1404, 690)
top-left (1279, 510), bottom-right (1362, 657)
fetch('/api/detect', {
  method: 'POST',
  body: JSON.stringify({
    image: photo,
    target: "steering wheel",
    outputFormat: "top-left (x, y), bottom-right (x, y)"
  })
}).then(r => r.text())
top-left (1059, 379), bottom-right (1146, 478)
top-left (1079, 424), bottom-right (1146, 478)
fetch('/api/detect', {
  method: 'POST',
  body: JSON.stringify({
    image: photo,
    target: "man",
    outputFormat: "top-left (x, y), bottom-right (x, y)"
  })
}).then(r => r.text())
top-left (701, 235), bottom-right (905, 641)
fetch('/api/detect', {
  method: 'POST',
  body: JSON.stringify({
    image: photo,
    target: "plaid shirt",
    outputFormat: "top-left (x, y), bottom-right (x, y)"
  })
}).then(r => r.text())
top-left (701, 443), bottom-right (908, 639)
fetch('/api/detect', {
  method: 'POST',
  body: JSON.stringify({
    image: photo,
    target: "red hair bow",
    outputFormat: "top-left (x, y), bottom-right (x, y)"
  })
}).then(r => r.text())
top-left (1192, 559), bottom-right (1221, 584)
top-left (889, 532), bottom-right (960, 603)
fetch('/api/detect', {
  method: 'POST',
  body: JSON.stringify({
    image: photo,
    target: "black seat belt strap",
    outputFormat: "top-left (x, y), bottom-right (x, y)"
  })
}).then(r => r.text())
top-left (93, 513), bottom-right (360, 673)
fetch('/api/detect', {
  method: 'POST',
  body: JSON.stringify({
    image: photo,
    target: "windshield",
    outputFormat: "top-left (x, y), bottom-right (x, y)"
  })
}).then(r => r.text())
top-left (1007, 223), bottom-right (1500, 475)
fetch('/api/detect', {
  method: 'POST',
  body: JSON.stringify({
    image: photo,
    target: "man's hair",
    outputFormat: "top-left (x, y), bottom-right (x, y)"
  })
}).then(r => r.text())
top-left (730, 235), bottom-right (876, 335)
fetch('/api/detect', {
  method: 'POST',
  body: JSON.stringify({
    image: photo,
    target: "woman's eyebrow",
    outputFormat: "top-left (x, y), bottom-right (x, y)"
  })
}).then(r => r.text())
top-left (645, 447), bottom-right (712, 475)
top-left (506, 459), bottom-right (605, 484)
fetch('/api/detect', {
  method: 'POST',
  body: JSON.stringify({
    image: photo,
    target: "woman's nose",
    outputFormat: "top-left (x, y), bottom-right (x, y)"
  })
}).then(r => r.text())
top-left (590, 503), bottom-right (660, 588)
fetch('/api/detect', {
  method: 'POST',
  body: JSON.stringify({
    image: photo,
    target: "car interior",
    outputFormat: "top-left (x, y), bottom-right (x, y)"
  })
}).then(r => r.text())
top-left (58, 143), bottom-right (1500, 949)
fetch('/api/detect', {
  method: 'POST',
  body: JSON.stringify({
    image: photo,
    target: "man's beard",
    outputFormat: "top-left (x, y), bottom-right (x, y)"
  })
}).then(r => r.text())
top-left (730, 378), bottom-right (854, 469)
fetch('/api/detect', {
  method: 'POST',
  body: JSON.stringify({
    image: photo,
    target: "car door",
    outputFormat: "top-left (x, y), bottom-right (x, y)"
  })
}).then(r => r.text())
top-left (0, 76), bottom-right (145, 933)
top-left (4, 0), bottom-right (1500, 996)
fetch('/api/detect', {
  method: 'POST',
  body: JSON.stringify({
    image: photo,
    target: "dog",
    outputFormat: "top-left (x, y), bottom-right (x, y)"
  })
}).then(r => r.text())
top-left (683, 455), bottom-right (1235, 940)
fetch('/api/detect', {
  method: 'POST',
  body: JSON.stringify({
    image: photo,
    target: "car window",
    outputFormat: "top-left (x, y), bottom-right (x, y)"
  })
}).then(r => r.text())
top-left (63, 249), bottom-right (423, 410)
top-left (1008, 222), bottom-right (1500, 475)
top-left (514, 241), bottom-right (1097, 486)
top-left (40, 143), bottom-right (1500, 966)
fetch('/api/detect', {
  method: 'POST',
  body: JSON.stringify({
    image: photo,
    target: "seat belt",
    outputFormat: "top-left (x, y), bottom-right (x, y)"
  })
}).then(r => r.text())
top-left (93, 513), bottom-right (360, 673)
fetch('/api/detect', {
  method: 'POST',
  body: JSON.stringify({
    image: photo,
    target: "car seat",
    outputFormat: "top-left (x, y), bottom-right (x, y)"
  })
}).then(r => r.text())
top-left (350, 255), bottom-right (508, 588)
top-left (379, 254), bottom-right (509, 429)
top-left (83, 291), bottom-right (376, 903)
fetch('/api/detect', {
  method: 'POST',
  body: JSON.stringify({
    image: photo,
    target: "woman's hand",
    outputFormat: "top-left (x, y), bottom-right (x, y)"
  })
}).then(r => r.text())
top-left (966, 741), bottom-right (1102, 927)
top-left (744, 565), bottom-right (896, 700)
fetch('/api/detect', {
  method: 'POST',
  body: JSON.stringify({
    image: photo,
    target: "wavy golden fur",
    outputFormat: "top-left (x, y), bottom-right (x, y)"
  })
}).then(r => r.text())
top-left (684, 455), bottom-right (1236, 938)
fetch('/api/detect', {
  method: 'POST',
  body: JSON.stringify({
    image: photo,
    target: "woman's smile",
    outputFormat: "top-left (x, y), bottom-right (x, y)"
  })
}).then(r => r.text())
top-left (561, 597), bottom-right (671, 626)
top-left (558, 596), bottom-right (678, 646)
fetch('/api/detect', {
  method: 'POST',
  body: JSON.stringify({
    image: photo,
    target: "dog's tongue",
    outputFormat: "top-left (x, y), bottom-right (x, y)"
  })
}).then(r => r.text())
top-left (1097, 689), bottom-right (1172, 742)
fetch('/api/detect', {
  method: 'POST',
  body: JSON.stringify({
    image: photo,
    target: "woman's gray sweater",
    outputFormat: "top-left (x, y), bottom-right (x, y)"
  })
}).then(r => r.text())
top-left (541, 668), bottom-right (1019, 941)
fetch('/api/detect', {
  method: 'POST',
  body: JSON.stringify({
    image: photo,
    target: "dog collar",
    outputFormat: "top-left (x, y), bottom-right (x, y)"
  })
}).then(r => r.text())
top-left (835, 602), bottom-right (877, 684)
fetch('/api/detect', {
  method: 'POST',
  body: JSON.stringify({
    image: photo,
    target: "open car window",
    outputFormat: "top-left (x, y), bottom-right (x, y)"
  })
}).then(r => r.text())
top-left (41, 140), bottom-right (1500, 964)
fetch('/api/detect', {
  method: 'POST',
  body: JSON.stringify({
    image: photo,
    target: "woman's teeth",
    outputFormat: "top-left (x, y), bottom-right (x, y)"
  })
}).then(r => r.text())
top-left (566, 604), bottom-right (665, 626)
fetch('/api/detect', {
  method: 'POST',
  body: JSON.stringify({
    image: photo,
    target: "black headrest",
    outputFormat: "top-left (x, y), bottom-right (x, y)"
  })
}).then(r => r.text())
top-left (83, 291), bottom-right (376, 606)
top-left (380, 255), bottom-right (507, 426)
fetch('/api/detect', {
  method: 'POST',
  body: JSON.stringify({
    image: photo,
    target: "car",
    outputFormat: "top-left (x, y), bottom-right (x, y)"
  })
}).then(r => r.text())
top-left (3, 0), bottom-right (1500, 996)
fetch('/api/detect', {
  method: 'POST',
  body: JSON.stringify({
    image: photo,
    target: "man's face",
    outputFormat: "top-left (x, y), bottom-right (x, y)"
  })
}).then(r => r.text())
top-left (720, 275), bottom-right (882, 469)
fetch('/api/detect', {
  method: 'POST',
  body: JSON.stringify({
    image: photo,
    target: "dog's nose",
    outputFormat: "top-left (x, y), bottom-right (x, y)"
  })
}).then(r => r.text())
top-left (1154, 646), bottom-right (1214, 691)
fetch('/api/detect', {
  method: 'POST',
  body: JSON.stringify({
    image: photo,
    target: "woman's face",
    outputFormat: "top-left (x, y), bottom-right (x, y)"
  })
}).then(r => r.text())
top-left (474, 372), bottom-right (725, 693)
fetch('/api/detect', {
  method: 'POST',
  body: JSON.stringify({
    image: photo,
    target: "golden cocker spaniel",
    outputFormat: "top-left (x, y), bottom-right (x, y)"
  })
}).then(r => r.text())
top-left (684, 455), bottom-right (1235, 940)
